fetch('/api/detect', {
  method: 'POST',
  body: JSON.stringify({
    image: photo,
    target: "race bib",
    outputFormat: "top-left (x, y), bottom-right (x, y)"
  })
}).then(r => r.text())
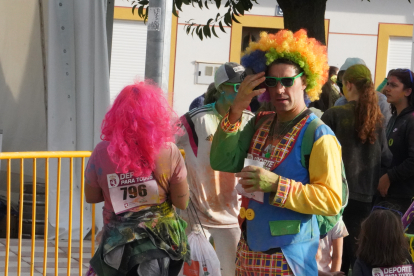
top-left (107, 172), bottom-right (160, 214)
top-left (372, 265), bottom-right (414, 276)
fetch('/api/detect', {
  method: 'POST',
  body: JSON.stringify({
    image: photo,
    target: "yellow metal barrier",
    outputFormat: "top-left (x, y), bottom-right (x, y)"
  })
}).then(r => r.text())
top-left (0, 151), bottom-right (94, 276)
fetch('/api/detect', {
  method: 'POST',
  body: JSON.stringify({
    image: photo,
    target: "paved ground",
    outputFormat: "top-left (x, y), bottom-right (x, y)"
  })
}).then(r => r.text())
top-left (0, 239), bottom-right (93, 276)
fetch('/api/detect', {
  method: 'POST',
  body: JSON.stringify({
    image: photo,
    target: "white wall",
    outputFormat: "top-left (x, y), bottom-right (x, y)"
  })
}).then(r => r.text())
top-left (114, 0), bottom-right (131, 8)
top-left (326, 0), bottom-right (413, 35)
top-left (172, 0), bottom-right (414, 115)
top-left (327, 34), bottom-right (378, 74)
top-left (114, 0), bottom-right (414, 116)
top-left (112, 0), bottom-right (279, 115)
top-left (173, 16), bottom-right (231, 114)
top-left (325, 0), bottom-right (414, 75)
top-left (172, 1), bottom-right (278, 115)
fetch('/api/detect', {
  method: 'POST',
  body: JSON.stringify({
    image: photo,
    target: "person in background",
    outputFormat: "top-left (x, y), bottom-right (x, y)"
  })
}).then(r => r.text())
top-left (321, 64), bottom-right (392, 274)
top-left (352, 207), bottom-right (411, 276)
top-left (334, 58), bottom-right (391, 127)
top-left (310, 66), bottom-right (340, 111)
top-left (330, 67), bottom-right (341, 96)
top-left (189, 93), bottom-right (205, 111)
top-left (189, 82), bottom-right (217, 111)
top-left (84, 81), bottom-right (190, 276)
top-left (376, 69), bottom-right (395, 94)
top-left (249, 96), bottom-right (261, 112)
top-left (176, 62), bottom-right (254, 276)
top-left (335, 58), bottom-right (366, 100)
top-left (316, 217), bottom-right (348, 276)
top-left (377, 69), bottom-right (414, 233)
top-left (203, 82), bottom-right (220, 105)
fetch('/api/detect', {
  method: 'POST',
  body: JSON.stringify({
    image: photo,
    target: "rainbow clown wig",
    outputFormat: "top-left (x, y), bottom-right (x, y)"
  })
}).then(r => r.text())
top-left (101, 81), bottom-right (178, 177)
top-left (241, 29), bottom-right (329, 101)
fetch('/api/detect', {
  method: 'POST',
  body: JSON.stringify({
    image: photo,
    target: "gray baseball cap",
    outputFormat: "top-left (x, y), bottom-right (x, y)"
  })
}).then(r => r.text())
top-left (340, 58), bottom-right (366, 71)
top-left (214, 62), bottom-right (246, 89)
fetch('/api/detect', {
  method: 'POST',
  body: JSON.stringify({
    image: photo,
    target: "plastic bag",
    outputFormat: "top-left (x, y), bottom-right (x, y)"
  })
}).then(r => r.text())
top-left (179, 224), bottom-right (221, 276)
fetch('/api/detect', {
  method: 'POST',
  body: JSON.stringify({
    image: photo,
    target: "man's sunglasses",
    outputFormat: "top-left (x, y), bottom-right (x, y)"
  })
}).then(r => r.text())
top-left (265, 72), bottom-right (304, 88)
top-left (223, 82), bottom-right (241, 92)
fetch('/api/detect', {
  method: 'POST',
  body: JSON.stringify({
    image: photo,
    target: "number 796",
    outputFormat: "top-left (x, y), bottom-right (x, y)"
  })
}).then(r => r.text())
top-left (120, 185), bottom-right (147, 200)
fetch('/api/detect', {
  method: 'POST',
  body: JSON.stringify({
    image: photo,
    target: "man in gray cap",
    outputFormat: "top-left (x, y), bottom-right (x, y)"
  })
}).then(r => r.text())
top-left (176, 62), bottom-right (254, 276)
top-left (334, 57), bottom-right (391, 127)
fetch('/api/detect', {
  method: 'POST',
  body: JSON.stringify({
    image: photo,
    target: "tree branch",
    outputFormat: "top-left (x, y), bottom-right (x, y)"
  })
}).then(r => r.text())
top-left (129, 0), bottom-right (256, 40)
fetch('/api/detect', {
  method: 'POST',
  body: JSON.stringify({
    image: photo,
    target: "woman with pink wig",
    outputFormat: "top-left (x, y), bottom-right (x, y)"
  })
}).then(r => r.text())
top-left (84, 81), bottom-right (190, 276)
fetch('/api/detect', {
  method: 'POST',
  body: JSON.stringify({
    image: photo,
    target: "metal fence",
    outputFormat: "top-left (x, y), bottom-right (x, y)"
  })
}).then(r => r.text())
top-left (0, 151), bottom-right (94, 276)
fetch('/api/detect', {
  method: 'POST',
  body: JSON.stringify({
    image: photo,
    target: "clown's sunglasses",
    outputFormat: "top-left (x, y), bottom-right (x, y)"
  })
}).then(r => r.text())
top-left (265, 72), bottom-right (304, 88)
top-left (223, 82), bottom-right (241, 92)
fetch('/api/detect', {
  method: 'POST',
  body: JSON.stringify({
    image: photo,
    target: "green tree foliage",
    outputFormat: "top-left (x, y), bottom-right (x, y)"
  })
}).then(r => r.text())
top-left (131, 0), bottom-right (257, 40)
top-left (130, 0), bottom-right (410, 43)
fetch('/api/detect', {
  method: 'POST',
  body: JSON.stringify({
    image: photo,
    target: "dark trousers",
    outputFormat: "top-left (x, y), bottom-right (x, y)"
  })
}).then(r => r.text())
top-left (341, 199), bottom-right (372, 274)
top-left (126, 259), bottom-right (184, 276)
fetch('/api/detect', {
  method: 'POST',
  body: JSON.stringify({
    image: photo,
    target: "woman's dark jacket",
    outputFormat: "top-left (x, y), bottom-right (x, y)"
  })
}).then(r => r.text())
top-left (321, 101), bottom-right (392, 203)
top-left (386, 106), bottom-right (414, 198)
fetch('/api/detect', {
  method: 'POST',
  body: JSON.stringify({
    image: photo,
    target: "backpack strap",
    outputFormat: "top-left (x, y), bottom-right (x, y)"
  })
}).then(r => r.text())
top-left (300, 115), bottom-right (350, 236)
top-left (300, 116), bottom-right (349, 207)
top-left (301, 117), bottom-right (324, 169)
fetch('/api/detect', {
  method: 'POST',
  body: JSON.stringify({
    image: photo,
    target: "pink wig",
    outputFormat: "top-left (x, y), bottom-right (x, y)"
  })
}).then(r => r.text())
top-left (101, 80), bottom-right (178, 176)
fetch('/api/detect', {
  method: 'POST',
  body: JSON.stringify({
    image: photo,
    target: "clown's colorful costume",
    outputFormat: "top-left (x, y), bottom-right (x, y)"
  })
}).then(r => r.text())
top-left (210, 29), bottom-right (342, 276)
top-left (211, 110), bottom-right (342, 275)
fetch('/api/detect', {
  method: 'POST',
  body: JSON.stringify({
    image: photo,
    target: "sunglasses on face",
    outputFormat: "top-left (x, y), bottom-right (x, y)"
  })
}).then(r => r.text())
top-left (223, 82), bottom-right (241, 93)
top-left (371, 205), bottom-right (403, 217)
top-left (265, 72), bottom-right (304, 88)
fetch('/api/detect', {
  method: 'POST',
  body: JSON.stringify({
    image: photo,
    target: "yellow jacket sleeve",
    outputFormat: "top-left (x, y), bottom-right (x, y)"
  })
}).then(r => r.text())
top-left (282, 134), bottom-right (342, 216)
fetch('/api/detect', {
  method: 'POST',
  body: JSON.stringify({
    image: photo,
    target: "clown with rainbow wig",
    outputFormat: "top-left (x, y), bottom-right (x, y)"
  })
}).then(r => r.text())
top-left (210, 29), bottom-right (343, 275)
